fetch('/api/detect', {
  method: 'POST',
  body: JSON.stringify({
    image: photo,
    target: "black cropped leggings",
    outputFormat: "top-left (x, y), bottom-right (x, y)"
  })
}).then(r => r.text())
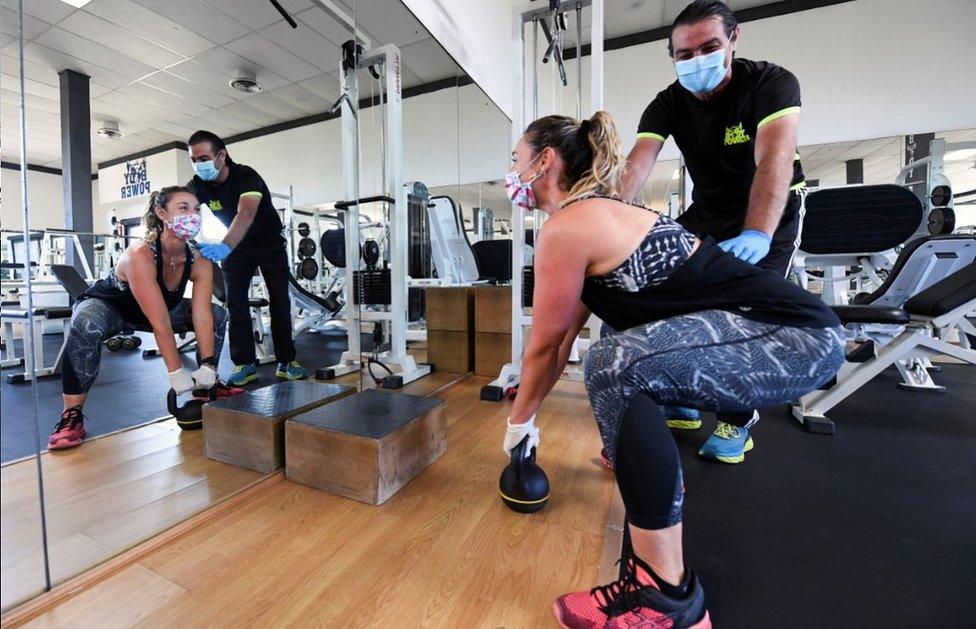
top-left (62, 298), bottom-right (227, 395)
top-left (584, 310), bottom-right (844, 530)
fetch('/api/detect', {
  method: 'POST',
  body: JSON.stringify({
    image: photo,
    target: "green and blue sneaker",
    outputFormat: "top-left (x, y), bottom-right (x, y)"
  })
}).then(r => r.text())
top-left (664, 406), bottom-right (702, 430)
top-left (275, 361), bottom-right (308, 381)
top-left (226, 363), bottom-right (258, 386)
top-left (698, 420), bottom-right (755, 464)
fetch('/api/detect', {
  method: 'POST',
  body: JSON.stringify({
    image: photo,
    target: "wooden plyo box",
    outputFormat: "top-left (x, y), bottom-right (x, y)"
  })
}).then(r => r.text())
top-left (285, 389), bottom-right (446, 506)
top-left (425, 286), bottom-right (474, 332)
top-left (204, 381), bottom-right (355, 474)
top-left (426, 286), bottom-right (475, 374)
top-left (474, 285), bottom-right (512, 333)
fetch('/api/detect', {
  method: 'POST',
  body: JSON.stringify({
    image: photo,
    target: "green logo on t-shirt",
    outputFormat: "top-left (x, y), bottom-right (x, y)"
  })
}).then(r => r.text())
top-left (724, 123), bottom-right (751, 146)
top-left (208, 200), bottom-right (223, 212)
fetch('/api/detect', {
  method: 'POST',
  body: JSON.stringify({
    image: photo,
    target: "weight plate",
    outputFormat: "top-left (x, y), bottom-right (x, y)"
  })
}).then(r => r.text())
top-left (927, 207), bottom-right (956, 235)
top-left (297, 237), bottom-right (316, 259)
top-left (297, 222), bottom-right (311, 237)
top-left (930, 185), bottom-right (952, 208)
top-left (297, 257), bottom-right (319, 279)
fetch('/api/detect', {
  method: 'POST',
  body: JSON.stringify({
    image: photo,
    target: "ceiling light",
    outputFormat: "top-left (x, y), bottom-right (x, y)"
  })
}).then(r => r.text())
top-left (57, 0), bottom-right (94, 8)
top-left (96, 121), bottom-right (123, 139)
top-left (230, 69), bottom-right (262, 94)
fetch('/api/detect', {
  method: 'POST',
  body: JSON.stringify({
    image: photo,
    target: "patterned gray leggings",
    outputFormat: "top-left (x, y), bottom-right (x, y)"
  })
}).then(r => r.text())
top-left (584, 309), bottom-right (844, 529)
top-left (62, 298), bottom-right (227, 395)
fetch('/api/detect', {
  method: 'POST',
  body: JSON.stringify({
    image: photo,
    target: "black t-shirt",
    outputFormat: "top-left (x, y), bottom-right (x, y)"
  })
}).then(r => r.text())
top-left (637, 58), bottom-right (806, 224)
top-left (581, 237), bottom-right (839, 331)
top-left (189, 162), bottom-right (284, 248)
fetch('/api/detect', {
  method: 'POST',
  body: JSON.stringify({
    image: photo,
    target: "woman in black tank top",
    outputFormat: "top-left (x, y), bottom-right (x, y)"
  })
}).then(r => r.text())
top-left (500, 112), bottom-right (843, 628)
top-left (50, 186), bottom-right (232, 451)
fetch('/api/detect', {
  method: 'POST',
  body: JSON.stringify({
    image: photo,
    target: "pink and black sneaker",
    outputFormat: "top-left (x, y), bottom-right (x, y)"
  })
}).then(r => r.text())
top-left (48, 407), bottom-right (86, 450)
top-left (214, 380), bottom-right (245, 398)
top-left (554, 555), bottom-right (710, 629)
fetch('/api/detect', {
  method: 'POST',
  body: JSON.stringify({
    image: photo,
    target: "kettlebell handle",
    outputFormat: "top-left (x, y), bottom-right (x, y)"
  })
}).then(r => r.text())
top-left (167, 386), bottom-right (216, 413)
top-left (510, 435), bottom-right (537, 468)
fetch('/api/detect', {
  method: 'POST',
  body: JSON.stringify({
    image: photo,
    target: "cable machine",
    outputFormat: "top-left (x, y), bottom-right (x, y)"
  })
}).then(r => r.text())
top-left (481, 0), bottom-right (604, 401)
top-left (319, 34), bottom-right (432, 388)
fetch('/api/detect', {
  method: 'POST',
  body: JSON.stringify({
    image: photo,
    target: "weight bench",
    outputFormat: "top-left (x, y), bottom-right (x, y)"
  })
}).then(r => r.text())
top-left (792, 184), bottom-right (923, 304)
top-left (0, 305), bottom-right (72, 383)
top-left (288, 273), bottom-right (341, 336)
top-left (791, 262), bottom-right (976, 434)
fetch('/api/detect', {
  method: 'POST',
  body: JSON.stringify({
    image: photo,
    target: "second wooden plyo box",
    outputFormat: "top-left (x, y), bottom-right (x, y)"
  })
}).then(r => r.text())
top-left (203, 381), bottom-right (355, 474)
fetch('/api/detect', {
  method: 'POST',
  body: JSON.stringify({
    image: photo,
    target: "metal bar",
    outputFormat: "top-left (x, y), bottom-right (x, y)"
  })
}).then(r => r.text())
top-left (532, 18), bottom-right (539, 120)
top-left (576, 2), bottom-right (583, 119)
top-left (17, 0), bottom-right (52, 592)
top-left (590, 0), bottom-right (603, 112)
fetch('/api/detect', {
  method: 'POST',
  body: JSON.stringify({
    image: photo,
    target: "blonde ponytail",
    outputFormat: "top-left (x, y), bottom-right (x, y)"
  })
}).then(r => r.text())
top-left (523, 111), bottom-right (625, 207)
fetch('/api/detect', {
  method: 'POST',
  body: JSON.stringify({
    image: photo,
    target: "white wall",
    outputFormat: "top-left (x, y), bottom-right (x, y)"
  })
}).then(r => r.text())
top-left (220, 83), bottom-right (511, 208)
top-left (401, 0), bottom-right (517, 120)
top-left (1, 166), bottom-right (100, 232)
top-left (573, 0), bottom-right (976, 160)
top-left (96, 148), bottom-right (193, 232)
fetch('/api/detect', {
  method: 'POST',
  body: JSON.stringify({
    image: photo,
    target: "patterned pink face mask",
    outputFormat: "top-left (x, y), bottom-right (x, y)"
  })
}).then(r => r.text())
top-left (167, 213), bottom-right (202, 240)
top-left (505, 152), bottom-right (543, 211)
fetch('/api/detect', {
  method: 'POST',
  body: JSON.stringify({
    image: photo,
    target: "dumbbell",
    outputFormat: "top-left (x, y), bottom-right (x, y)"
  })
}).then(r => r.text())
top-left (106, 337), bottom-right (122, 351)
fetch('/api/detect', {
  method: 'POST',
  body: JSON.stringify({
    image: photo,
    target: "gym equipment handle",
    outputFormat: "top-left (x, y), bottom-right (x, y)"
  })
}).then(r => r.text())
top-left (334, 196), bottom-right (396, 210)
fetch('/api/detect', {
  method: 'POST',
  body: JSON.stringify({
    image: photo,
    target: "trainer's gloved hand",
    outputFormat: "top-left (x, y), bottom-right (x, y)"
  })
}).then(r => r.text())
top-left (718, 229), bottom-right (772, 265)
top-left (197, 242), bottom-right (231, 262)
top-left (168, 368), bottom-right (195, 395)
top-left (191, 364), bottom-right (218, 390)
top-left (503, 415), bottom-right (540, 459)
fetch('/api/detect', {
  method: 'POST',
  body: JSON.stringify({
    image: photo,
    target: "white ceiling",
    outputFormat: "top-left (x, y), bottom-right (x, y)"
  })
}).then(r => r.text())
top-left (0, 0), bottom-right (460, 169)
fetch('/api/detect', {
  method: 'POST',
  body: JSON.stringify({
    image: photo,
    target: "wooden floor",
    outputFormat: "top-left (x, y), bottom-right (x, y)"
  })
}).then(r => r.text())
top-left (0, 421), bottom-right (265, 611)
top-left (15, 376), bottom-right (617, 628)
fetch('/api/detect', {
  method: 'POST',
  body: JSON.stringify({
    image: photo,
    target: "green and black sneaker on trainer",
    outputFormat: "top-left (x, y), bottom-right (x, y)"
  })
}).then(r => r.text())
top-left (665, 406), bottom-right (702, 430)
top-left (276, 361), bottom-right (308, 381)
top-left (226, 363), bottom-right (258, 386)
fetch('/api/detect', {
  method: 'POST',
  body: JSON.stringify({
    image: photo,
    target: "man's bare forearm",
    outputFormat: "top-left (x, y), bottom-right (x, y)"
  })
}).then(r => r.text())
top-left (221, 214), bottom-right (256, 249)
top-left (743, 158), bottom-right (793, 235)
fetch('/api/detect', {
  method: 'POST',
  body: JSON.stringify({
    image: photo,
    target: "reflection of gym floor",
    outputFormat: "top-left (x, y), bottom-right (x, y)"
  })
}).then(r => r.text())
top-left (0, 329), bottom-right (367, 463)
top-left (0, 358), bottom-right (460, 614)
top-left (0, 419), bottom-right (265, 611)
top-left (15, 367), bottom-right (976, 627)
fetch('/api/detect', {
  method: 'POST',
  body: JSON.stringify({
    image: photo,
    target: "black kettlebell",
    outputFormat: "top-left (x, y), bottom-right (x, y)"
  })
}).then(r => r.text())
top-left (499, 436), bottom-right (550, 513)
top-left (167, 387), bottom-right (215, 431)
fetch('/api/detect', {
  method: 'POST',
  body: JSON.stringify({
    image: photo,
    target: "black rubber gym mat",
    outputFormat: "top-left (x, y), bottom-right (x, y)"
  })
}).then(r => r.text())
top-left (0, 328), bottom-right (362, 463)
top-left (676, 364), bottom-right (975, 627)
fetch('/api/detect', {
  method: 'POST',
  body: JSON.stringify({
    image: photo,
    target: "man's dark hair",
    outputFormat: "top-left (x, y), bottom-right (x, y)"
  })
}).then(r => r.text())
top-left (188, 130), bottom-right (228, 155)
top-left (668, 0), bottom-right (738, 57)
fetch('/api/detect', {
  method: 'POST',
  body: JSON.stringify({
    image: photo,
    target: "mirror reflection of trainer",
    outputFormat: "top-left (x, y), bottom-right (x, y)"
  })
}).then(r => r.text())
top-left (619, 0), bottom-right (807, 465)
top-left (186, 130), bottom-right (308, 385)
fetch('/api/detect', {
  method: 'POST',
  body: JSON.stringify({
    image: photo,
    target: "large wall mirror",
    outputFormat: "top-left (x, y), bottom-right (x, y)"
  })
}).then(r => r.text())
top-left (1, 0), bottom-right (510, 612)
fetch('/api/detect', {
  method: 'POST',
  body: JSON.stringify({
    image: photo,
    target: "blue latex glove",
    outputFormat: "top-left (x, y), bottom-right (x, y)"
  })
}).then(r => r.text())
top-left (718, 230), bottom-right (772, 265)
top-left (197, 242), bottom-right (231, 262)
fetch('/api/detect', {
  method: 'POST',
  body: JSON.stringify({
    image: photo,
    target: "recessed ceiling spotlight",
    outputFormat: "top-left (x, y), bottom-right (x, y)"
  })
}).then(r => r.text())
top-left (96, 120), bottom-right (124, 139)
top-left (57, 0), bottom-right (94, 7)
top-left (230, 69), bottom-right (262, 94)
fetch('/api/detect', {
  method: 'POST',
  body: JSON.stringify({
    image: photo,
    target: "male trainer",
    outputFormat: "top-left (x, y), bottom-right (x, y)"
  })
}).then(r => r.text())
top-left (187, 130), bottom-right (308, 385)
top-left (619, 0), bottom-right (807, 464)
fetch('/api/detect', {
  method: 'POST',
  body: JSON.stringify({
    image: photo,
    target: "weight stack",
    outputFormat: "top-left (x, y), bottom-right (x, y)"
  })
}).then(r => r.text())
top-left (352, 269), bottom-right (392, 305)
top-left (522, 266), bottom-right (534, 308)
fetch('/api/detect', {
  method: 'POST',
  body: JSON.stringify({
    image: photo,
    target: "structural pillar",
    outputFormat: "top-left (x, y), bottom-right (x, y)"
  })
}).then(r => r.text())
top-left (59, 69), bottom-right (94, 273)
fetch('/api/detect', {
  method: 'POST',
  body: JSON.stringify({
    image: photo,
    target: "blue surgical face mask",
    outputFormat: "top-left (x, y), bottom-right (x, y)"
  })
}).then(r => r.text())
top-left (193, 154), bottom-right (221, 182)
top-left (674, 42), bottom-right (731, 94)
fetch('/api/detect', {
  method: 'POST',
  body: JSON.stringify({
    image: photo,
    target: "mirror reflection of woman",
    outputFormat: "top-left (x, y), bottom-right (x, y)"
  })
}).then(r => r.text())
top-left (49, 186), bottom-right (238, 451)
top-left (500, 112), bottom-right (843, 628)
